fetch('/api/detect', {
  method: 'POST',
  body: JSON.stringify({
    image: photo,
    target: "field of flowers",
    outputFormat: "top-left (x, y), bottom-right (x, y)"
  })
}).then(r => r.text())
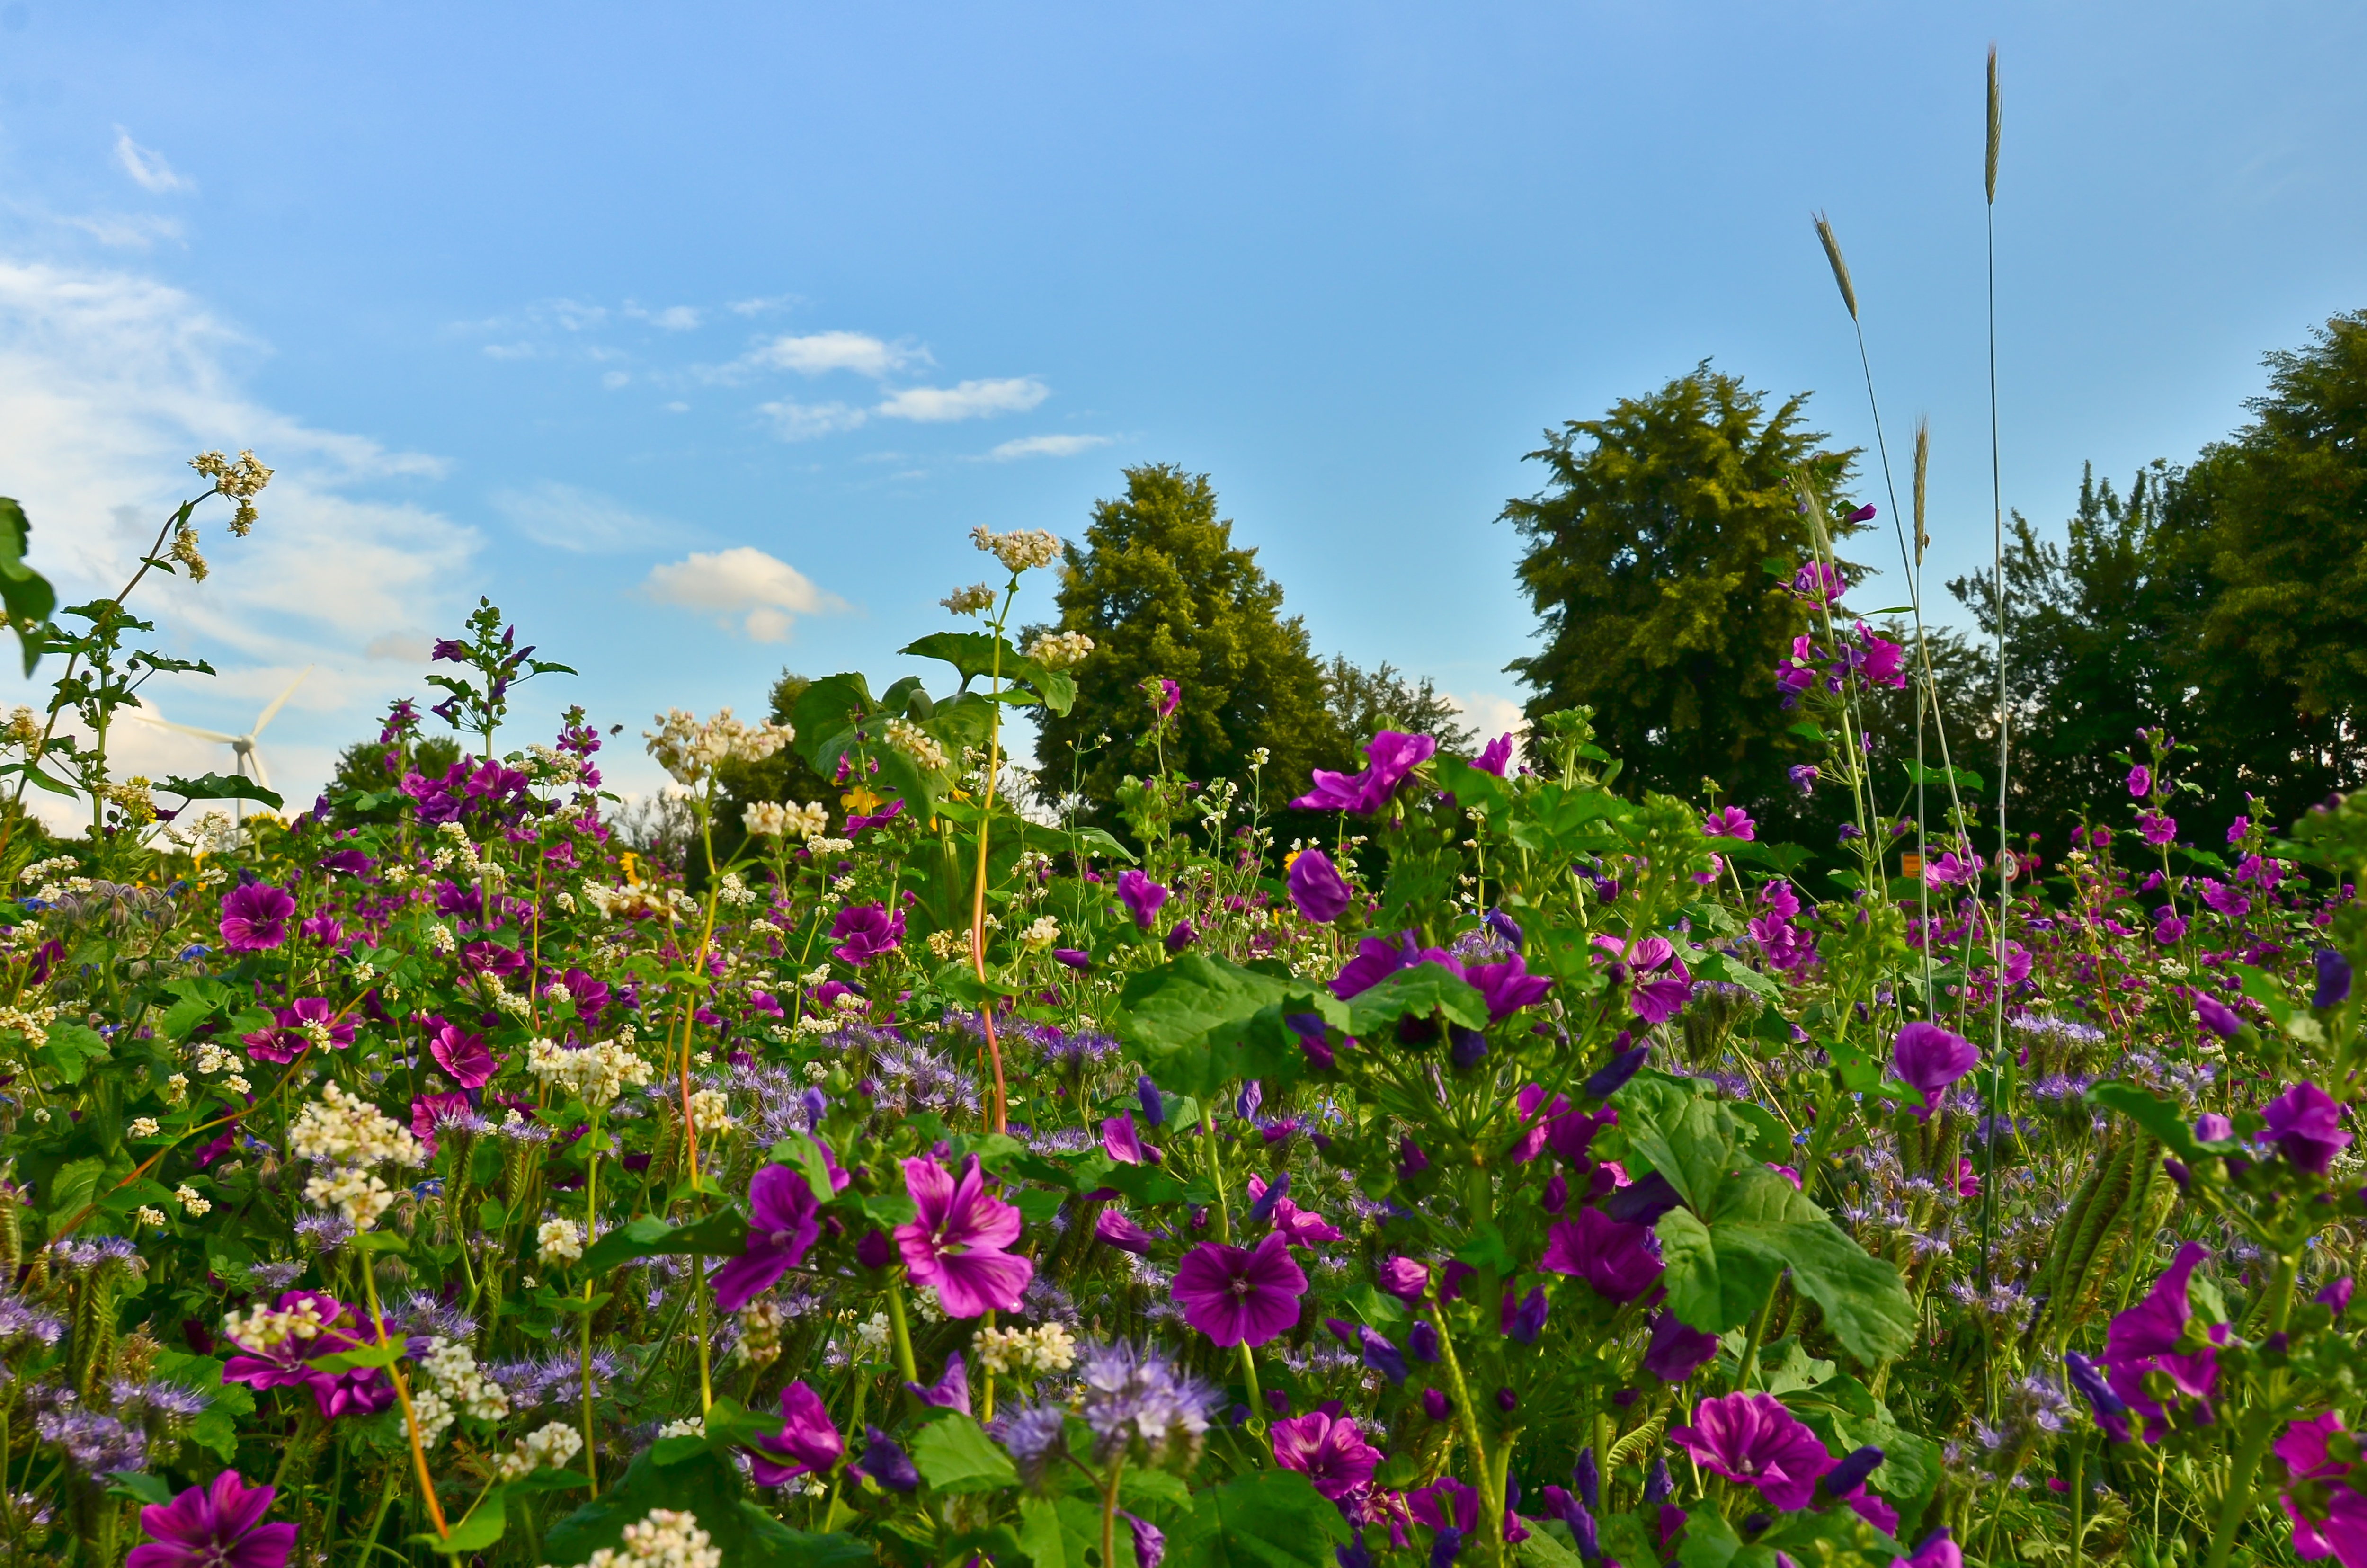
top-left (1, 456), bottom-right (2361, 1568)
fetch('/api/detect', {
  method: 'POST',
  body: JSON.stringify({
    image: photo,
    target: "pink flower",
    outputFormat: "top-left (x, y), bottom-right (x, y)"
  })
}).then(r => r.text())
top-left (1246, 1175), bottom-right (1342, 1245)
top-left (2137, 811), bottom-right (2177, 847)
top-left (1467, 953), bottom-right (1553, 1024)
top-left (748, 1381), bottom-right (844, 1486)
top-left (1703, 806), bottom-right (1755, 840)
top-left (2264, 1081), bottom-right (2352, 1175)
top-left (1173, 1230), bottom-right (1306, 1347)
top-left (1668, 1391), bottom-right (1835, 1511)
top-left (895, 1154), bottom-right (1032, 1317)
top-left (219, 883), bottom-right (296, 953)
top-left (409, 1091), bottom-right (473, 1156)
top-left (712, 1165), bottom-right (822, 1313)
top-left (1475, 733), bottom-right (1515, 777)
top-left (1101, 1114), bottom-right (1152, 1165)
top-left (1291, 731), bottom-right (1438, 815)
top-left (240, 998), bottom-right (355, 1063)
top-left (830, 902), bottom-right (906, 965)
top-left (1287, 849), bottom-right (1353, 924)
top-left (1377, 1256), bottom-right (1430, 1304)
top-left (1892, 1021), bottom-right (1977, 1122)
top-left (2128, 765), bottom-right (2152, 798)
top-left (425, 1017), bottom-right (496, 1089)
top-left (2278, 1412), bottom-right (2367, 1565)
top-left (221, 1290), bottom-right (394, 1422)
top-left (1271, 1410), bottom-right (1380, 1505)
top-left (126, 1470), bottom-right (297, 1568)
top-left (1540, 1208), bottom-right (1664, 1303)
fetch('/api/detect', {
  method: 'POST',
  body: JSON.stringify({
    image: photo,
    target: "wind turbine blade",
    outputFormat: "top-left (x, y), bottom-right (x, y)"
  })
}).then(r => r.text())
top-left (251, 665), bottom-right (315, 738)
top-left (248, 748), bottom-right (272, 793)
top-left (133, 713), bottom-right (243, 744)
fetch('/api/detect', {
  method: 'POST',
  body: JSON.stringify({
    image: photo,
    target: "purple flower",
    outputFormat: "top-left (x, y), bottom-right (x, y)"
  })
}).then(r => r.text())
top-left (830, 902), bottom-right (906, 966)
top-left (1151, 678), bottom-right (1181, 721)
top-left (2103, 1242), bottom-right (2209, 1364)
top-left (1892, 1021), bottom-right (1977, 1122)
top-left (1541, 1209), bottom-right (1663, 1302)
top-left (2317, 949), bottom-right (2353, 1009)
top-left (2193, 993), bottom-right (2244, 1041)
top-left (425, 1017), bottom-right (496, 1089)
top-left (2153, 910), bottom-right (2189, 945)
top-left (1668, 1392), bottom-right (1835, 1511)
top-left (1466, 953), bottom-right (1553, 1023)
top-left (1271, 1410), bottom-right (1380, 1504)
top-left (1790, 561), bottom-right (1846, 606)
top-left (1095, 1209), bottom-right (1157, 1254)
top-left (2128, 764), bottom-right (2152, 797)
top-left (1164, 918), bottom-right (1200, 954)
top-left (1288, 850), bottom-right (1354, 924)
top-left (1378, 1256), bottom-right (1430, 1304)
top-left (1053, 947), bottom-right (1093, 971)
top-left (2319, 1278), bottom-right (2355, 1319)
top-left (221, 1291), bottom-right (391, 1422)
top-left (1703, 807), bottom-right (1755, 840)
top-left (857, 1426), bottom-right (921, 1492)
top-left (2276, 1414), bottom-right (2367, 1565)
top-left (1292, 731), bottom-right (1439, 814)
top-left (1118, 870), bottom-right (1170, 929)
top-left (2198, 878), bottom-right (2251, 918)
top-left (1500, 1286), bottom-right (1548, 1345)
top-left (409, 1091), bottom-right (473, 1156)
top-left (1475, 733), bottom-right (1515, 777)
top-left (1643, 1310), bottom-right (1719, 1382)
top-left (749, 1381), bottom-right (844, 1486)
top-left (219, 883), bottom-right (296, 953)
top-left (1173, 1230), bottom-right (1307, 1347)
top-left (126, 1470), bottom-right (297, 1568)
top-left (1102, 1114), bottom-right (1152, 1165)
top-left (895, 1153), bottom-right (1032, 1317)
top-left (1128, 1515), bottom-right (1167, 1568)
top-left (240, 998), bottom-right (356, 1064)
top-left (1331, 931), bottom-right (1423, 999)
top-left (2136, 811), bottom-right (2177, 847)
top-left (712, 1165), bottom-right (822, 1312)
top-left (2263, 1082), bottom-right (2352, 1175)
top-left (1246, 1175), bottom-right (1342, 1245)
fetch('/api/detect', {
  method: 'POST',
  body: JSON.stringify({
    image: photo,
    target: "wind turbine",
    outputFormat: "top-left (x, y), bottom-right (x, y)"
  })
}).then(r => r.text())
top-left (133, 666), bottom-right (314, 816)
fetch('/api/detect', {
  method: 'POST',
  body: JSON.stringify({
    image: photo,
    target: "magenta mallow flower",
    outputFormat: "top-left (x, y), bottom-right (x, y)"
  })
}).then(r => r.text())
top-left (1271, 1410), bottom-right (1380, 1505)
top-left (1173, 1230), bottom-right (1307, 1347)
top-left (1643, 1310), bottom-right (1719, 1382)
top-left (126, 1470), bottom-right (297, 1568)
top-left (1095, 1209), bottom-right (1157, 1254)
top-left (240, 998), bottom-right (355, 1064)
top-left (1668, 1391), bottom-right (1835, 1511)
top-left (1291, 730), bottom-right (1438, 814)
top-left (2278, 1412), bottom-right (2367, 1563)
top-left (1287, 849), bottom-right (1353, 924)
top-left (895, 1153), bottom-right (1032, 1317)
top-left (1117, 869), bottom-right (1169, 928)
top-left (1540, 1209), bottom-right (1664, 1303)
top-left (1246, 1174), bottom-right (1342, 1245)
top-left (425, 1017), bottom-right (496, 1090)
top-left (1475, 733), bottom-right (1514, 777)
top-left (830, 902), bottom-right (905, 966)
top-left (712, 1165), bottom-right (822, 1312)
top-left (2194, 992), bottom-right (2244, 1040)
top-left (1702, 806), bottom-right (1754, 840)
top-left (219, 882), bottom-right (297, 953)
top-left (1892, 1021), bottom-right (1977, 1122)
top-left (1147, 677), bottom-right (1181, 721)
top-left (1378, 1256), bottom-right (1430, 1305)
top-left (2100, 1242), bottom-right (2226, 1439)
top-left (2128, 765), bottom-right (2152, 798)
top-left (409, 1091), bottom-right (473, 1156)
top-left (2137, 811), bottom-right (2177, 847)
top-left (748, 1381), bottom-right (844, 1486)
top-left (1466, 953), bottom-right (1552, 1024)
top-left (221, 1291), bottom-right (394, 1421)
top-left (2263, 1082), bottom-right (2352, 1176)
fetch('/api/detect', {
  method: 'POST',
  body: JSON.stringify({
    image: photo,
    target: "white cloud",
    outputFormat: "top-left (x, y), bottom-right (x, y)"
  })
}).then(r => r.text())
top-left (0, 257), bottom-right (475, 827)
top-left (747, 330), bottom-right (927, 379)
top-left (365, 632), bottom-right (431, 662)
top-left (601, 370), bottom-right (629, 389)
top-left (1448, 691), bottom-right (1529, 764)
top-left (643, 546), bottom-right (845, 642)
top-left (989, 433), bottom-right (1111, 460)
top-left (491, 480), bottom-right (675, 553)
top-left (113, 131), bottom-right (193, 194)
top-left (57, 213), bottom-right (183, 249)
top-left (631, 304), bottom-right (702, 331)
top-left (758, 399), bottom-right (868, 440)
top-left (875, 377), bottom-right (1048, 423)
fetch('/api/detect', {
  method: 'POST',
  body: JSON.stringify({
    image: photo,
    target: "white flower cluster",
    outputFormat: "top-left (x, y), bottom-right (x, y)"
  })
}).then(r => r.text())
top-left (884, 717), bottom-right (947, 772)
top-left (537, 1218), bottom-right (586, 1266)
top-left (926, 928), bottom-right (968, 962)
top-left (135, 1205), bottom-right (169, 1229)
top-left (971, 525), bottom-right (1062, 574)
top-left (1025, 630), bottom-right (1095, 669)
top-left (410, 1336), bottom-right (509, 1447)
top-left (129, 1116), bottom-right (161, 1139)
top-left (495, 1420), bottom-right (585, 1482)
top-left (544, 1508), bottom-right (722, 1568)
top-left (645, 708), bottom-right (796, 787)
top-left (426, 923), bottom-right (458, 956)
top-left (687, 1087), bottom-right (733, 1133)
top-left (0, 1002), bottom-right (61, 1038)
top-left (527, 1037), bottom-right (655, 1108)
top-left (222, 1295), bottom-right (334, 1354)
top-left (304, 1167), bottom-right (395, 1230)
top-left (940, 583), bottom-right (997, 615)
top-left (175, 1184), bottom-right (211, 1217)
top-left (974, 1321), bottom-right (1077, 1378)
top-left (657, 1416), bottom-right (705, 1440)
top-left (716, 873), bottom-right (758, 909)
top-left (742, 800), bottom-right (829, 840)
top-left (290, 1082), bottom-right (425, 1168)
top-left (733, 1298), bottom-right (783, 1366)
top-left (1019, 916), bottom-right (1060, 950)
top-left (13, 855), bottom-right (79, 886)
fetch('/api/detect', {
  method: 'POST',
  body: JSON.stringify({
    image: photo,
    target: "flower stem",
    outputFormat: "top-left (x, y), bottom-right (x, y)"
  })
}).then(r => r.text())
top-left (1426, 1294), bottom-right (1500, 1563)
top-left (885, 1274), bottom-right (920, 1385)
top-left (363, 1251), bottom-right (450, 1539)
top-left (581, 1120), bottom-right (601, 1494)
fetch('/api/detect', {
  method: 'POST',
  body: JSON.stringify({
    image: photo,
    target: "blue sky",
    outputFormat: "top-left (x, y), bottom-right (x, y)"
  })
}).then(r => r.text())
top-left (1, 2), bottom-right (2361, 811)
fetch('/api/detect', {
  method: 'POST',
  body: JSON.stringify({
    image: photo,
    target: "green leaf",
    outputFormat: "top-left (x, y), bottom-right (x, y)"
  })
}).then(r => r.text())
top-left (39, 1021), bottom-right (110, 1084)
top-left (107, 1472), bottom-right (178, 1506)
top-left (159, 773), bottom-right (284, 810)
top-left (1701, 1168), bottom-right (1915, 1364)
top-left (411, 1488), bottom-right (506, 1553)
top-left (911, 1414), bottom-right (1019, 1494)
top-left (577, 1208), bottom-right (749, 1274)
top-left (46, 1155), bottom-right (112, 1224)
top-left (2086, 1080), bottom-right (2213, 1158)
top-left (1343, 962), bottom-right (1489, 1034)
top-left (1655, 1207), bottom-right (1726, 1329)
top-left (1018, 1495), bottom-right (1119, 1568)
top-left (1114, 953), bottom-right (1344, 1099)
top-left (1517, 1529), bottom-right (1588, 1568)
top-left (770, 1133), bottom-right (837, 1202)
top-left (1167, 1469), bottom-right (1350, 1568)
top-left (0, 497), bottom-right (55, 675)
top-left (544, 1446), bottom-right (870, 1568)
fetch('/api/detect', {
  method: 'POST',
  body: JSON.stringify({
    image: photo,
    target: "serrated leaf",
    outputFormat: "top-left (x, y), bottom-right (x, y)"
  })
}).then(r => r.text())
top-left (159, 773), bottom-right (284, 810)
top-left (912, 1414), bottom-right (1019, 1494)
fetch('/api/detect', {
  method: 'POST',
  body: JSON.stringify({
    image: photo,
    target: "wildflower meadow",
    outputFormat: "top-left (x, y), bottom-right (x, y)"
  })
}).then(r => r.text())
top-left (4, 49), bottom-right (2367, 1568)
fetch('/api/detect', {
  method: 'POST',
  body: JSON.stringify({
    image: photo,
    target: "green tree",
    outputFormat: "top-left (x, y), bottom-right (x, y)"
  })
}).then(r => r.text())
top-left (1500, 363), bottom-right (1860, 813)
top-left (1032, 463), bottom-right (1337, 818)
top-left (1319, 656), bottom-right (1477, 755)
top-left (327, 732), bottom-right (463, 826)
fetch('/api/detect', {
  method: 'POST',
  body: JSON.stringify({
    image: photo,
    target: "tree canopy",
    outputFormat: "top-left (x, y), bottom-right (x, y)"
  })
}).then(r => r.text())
top-left (1501, 362), bottom-right (1860, 815)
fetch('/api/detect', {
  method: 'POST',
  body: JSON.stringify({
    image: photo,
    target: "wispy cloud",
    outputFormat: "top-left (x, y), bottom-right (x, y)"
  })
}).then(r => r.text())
top-left (113, 131), bottom-right (193, 194)
top-left (875, 377), bottom-right (1048, 424)
top-left (746, 330), bottom-right (927, 378)
top-left (491, 481), bottom-right (676, 552)
top-left (57, 213), bottom-right (184, 249)
top-left (626, 304), bottom-right (703, 331)
top-left (758, 400), bottom-right (870, 440)
top-left (989, 433), bottom-right (1111, 460)
top-left (643, 546), bottom-right (846, 642)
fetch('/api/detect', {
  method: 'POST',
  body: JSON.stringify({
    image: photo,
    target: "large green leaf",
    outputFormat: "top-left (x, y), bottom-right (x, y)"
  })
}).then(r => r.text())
top-left (1166, 1469), bottom-right (1347, 1568)
top-left (910, 1414), bottom-right (1018, 1494)
top-left (901, 632), bottom-right (1077, 716)
top-left (577, 1207), bottom-right (748, 1275)
top-left (40, 1021), bottom-right (110, 1085)
top-left (0, 497), bottom-right (55, 675)
top-left (1656, 1167), bottom-right (1914, 1363)
top-left (543, 1448), bottom-right (869, 1568)
top-left (1341, 962), bottom-right (1489, 1034)
top-left (1114, 954), bottom-right (1345, 1098)
top-left (160, 773), bottom-right (285, 810)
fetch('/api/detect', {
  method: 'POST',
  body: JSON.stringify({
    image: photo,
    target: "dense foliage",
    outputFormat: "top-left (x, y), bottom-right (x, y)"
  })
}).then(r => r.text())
top-left (7, 455), bottom-right (2367, 1568)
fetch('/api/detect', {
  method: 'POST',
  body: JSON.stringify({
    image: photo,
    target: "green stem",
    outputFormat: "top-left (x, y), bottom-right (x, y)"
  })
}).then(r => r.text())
top-left (1733, 1284), bottom-right (1778, 1393)
top-left (1426, 1294), bottom-right (1502, 1562)
top-left (885, 1275), bottom-right (921, 1385)
top-left (581, 1120), bottom-right (601, 1494)
top-left (1203, 1112), bottom-right (1233, 1245)
top-left (1101, 1452), bottom-right (1128, 1568)
top-left (1236, 1342), bottom-right (1266, 1436)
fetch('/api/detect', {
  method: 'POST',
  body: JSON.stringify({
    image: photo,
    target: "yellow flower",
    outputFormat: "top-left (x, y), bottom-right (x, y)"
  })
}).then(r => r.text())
top-left (840, 785), bottom-right (882, 814)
